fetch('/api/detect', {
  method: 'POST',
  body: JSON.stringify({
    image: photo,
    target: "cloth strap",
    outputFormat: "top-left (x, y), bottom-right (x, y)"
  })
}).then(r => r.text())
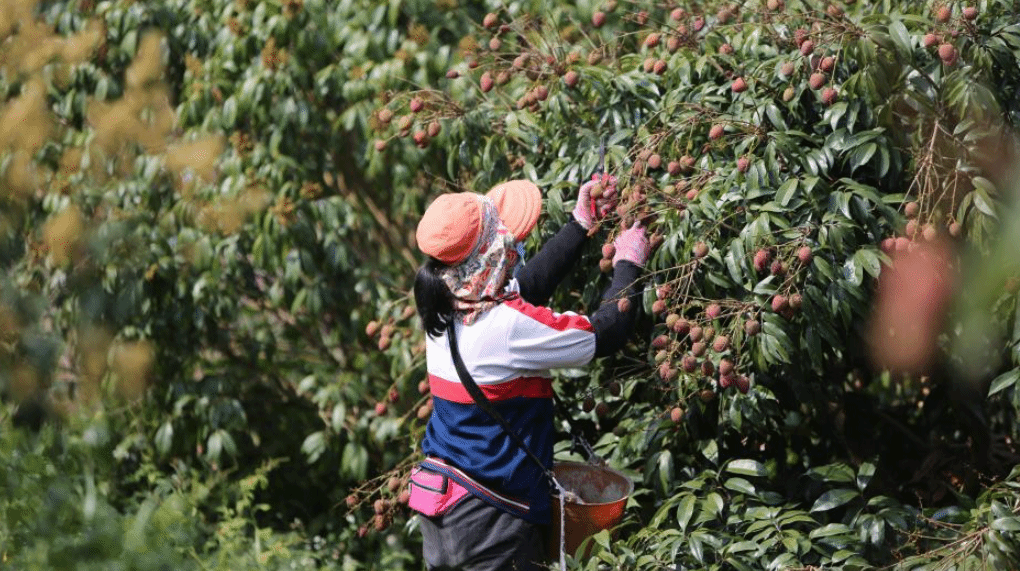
top-left (447, 322), bottom-right (569, 570)
top-left (447, 322), bottom-right (555, 481)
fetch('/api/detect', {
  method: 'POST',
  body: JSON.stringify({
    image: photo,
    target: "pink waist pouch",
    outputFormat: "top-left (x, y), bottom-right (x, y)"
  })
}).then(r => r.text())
top-left (408, 464), bottom-right (470, 517)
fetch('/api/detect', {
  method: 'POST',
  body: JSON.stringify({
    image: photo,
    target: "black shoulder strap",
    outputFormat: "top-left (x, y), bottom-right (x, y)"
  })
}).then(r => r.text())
top-left (447, 322), bottom-right (554, 479)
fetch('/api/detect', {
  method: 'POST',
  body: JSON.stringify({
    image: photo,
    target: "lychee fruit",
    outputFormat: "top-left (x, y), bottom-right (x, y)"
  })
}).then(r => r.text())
top-left (693, 242), bottom-right (709, 258)
top-left (735, 375), bottom-right (750, 394)
top-left (800, 40), bottom-right (815, 56)
top-left (592, 11), bottom-right (606, 27)
top-left (820, 56), bottom-right (835, 71)
top-left (719, 359), bottom-right (734, 376)
top-left (797, 246), bottom-right (813, 264)
top-left (922, 224), bottom-right (937, 242)
top-left (699, 389), bottom-right (716, 402)
top-left (375, 402), bottom-right (387, 415)
top-left (409, 98), bottom-right (424, 113)
top-left (923, 33), bottom-right (939, 48)
top-left (483, 12), bottom-right (498, 28)
top-left (668, 160), bottom-right (682, 176)
top-left (789, 293), bottom-right (803, 310)
top-left (948, 221), bottom-right (962, 237)
top-left (648, 153), bottom-right (662, 169)
top-left (736, 157), bottom-right (750, 173)
top-left (770, 259), bottom-right (786, 276)
top-left (488, 37), bottom-right (501, 51)
top-left (564, 70), bottom-right (580, 87)
top-left (477, 72), bottom-right (493, 92)
top-left (667, 35), bottom-right (682, 53)
top-left (744, 319), bottom-right (761, 335)
top-left (936, 5), bottom-right (951, 22)
top-left (692, 341), bottom-right (707, 357)
top-left (673, 319), bottom-right (691, 335)
top-left (709, 124), bottom-right (725, 140)
top-left (427, 120), bottom-right (441, 137)
top-left (644, 33), bottom-right (661, 48)
top-left (719, 43), bottom-right (734, 55)
top-left (681, 355), bottom-right (698, 373)
top-left (599, 258), bottom-right (613, 273)
top-left (658, 363), bottom-right (677, 381)
top-left (821, 87), bottom-right (837, 105)
top-left (783, 86), bottom-right (796, 102)
top-left (771, 295), bottom-right (789, 312)
top-left (712, 335), bottom-right (730, 352)
top-left (701, 360), bottom-right (715, 376)
top-left (809, 72), bottom-right (826, 90)
top-left (731, 77), bottom-right (748, 93)
top-left (652, 299), bottom-right (667, 314)
top-left (938, 43), bottom-right (957, 65)
top-left (780, 61), bottom-right (795, 76)
top-left (617, 298), bottom-right (631, 312)
top-left (689, 325), bottom-right (704, 342)
top-left (670, 407), bottom-right (685, 423)
top-left (962, 6), bottom-right (977, 19)
top-left (905, 201), bottom-right (920, 217)
top-left (665, 313), bottom-right (681, 329)
top-left (602, 244), bottom-right (616, 259)
top-left (905, 219), bottom-right (919, 237)
top-left (582, 396), bottom-right (595, 412)
top-left (595, 402), bottom-right (610, 418)
top-left (653, 59), bottom-right (668, 75)
top-left (705, 303), bottom-right (722, 319)
top-left (366, 320), bottom-right (380, 337)
top-left (609, 381), bottom-right (622, 397)
top-left (754, 248), bottom-right (772, 272)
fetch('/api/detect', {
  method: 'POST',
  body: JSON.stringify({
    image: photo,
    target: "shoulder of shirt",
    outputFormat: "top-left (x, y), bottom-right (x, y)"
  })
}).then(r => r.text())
top-left (500, 296), bottom-right (594, 333)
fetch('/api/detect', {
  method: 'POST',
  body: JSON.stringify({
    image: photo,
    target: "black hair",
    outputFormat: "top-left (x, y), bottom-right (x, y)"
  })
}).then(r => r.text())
top-left (414, 258), bottom-right (455, 338)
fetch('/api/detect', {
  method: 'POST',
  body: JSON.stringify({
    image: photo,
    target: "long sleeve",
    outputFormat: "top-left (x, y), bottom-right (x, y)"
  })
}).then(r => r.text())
top-left (590, 261), bottom-right (642, 357)
top-left (514, 218), bottom-right (588, 306)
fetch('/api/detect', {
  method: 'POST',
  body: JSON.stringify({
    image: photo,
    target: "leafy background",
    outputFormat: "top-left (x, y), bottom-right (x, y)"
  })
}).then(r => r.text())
top-left (2, 0), bottom-right (1020, 569)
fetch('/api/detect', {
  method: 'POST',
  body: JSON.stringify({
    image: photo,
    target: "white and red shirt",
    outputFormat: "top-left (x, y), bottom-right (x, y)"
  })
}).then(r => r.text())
top-left (420, 293), bottom-right (596, 524)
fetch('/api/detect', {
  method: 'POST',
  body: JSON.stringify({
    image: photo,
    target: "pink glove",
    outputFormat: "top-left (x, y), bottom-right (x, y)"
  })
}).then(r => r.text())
top-left (613, 222), bottom-right (651, 267)
top-left (572, 173), bottom-right (618, 230)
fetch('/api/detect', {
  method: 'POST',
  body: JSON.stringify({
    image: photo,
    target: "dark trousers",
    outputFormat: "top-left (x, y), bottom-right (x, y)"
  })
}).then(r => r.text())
top-left (419, 496), bottom-right (549, 571)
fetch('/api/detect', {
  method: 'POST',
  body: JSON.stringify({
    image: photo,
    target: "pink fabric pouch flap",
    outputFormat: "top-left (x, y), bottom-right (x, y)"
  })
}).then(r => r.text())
top-left (408, 465), bottom-right (469, 517)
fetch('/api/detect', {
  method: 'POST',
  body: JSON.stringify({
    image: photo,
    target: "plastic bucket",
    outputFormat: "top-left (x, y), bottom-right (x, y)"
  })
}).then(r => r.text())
top-left (547, 461), bottom-right (634, 559)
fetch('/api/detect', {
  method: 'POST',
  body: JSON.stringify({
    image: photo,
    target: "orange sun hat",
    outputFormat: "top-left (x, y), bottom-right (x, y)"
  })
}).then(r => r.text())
top-left (416, 181), bottom-right (543, 264)
top-left (486, 179), bottom-right (542, 241)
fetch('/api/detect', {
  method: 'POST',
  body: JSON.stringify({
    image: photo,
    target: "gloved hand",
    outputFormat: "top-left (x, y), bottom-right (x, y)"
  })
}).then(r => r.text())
top-left (612, 222), bottom-right (651, 267)
top-left (572, 173), bottom-right (618, 230)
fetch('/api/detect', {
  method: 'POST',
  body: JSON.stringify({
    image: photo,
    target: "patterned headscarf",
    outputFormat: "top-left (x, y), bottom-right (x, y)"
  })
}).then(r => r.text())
top-left (439, 196), bottom-right (520, 325)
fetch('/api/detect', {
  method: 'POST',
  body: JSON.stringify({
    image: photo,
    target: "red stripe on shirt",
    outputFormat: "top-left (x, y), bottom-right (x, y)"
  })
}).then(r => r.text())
top-left (428, 374), bottom-right (554, 403)
top-left (504, 297), bottom-right (594, 333)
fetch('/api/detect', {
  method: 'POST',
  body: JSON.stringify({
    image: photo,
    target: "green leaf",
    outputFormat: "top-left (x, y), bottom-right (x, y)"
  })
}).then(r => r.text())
top-left (988, 370), bottom-right (1020, 396)
top-left (727, 459), bottom-right (768, 477)
top-left (677, 494), bottom-right (696, 532)
top-left (776, 179), bottom-right (798, 207)
top-left (155, 422), bottom-right (173, 455)
top-left (724, 477), bottom-right (757, 495)
top-left (810, 489), bottom-right (859, 512)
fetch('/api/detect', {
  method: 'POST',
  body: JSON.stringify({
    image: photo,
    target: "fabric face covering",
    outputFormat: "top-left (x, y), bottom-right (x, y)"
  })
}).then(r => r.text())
top-left (439, 197), bottom-right (519, 325)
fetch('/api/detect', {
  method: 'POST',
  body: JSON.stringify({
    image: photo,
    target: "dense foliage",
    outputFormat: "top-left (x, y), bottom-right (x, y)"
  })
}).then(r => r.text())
top-left (2, 0), bottom-right (1020, 569)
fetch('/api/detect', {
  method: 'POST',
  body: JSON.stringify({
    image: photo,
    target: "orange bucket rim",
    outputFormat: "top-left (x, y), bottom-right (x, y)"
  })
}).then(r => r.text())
top-left (551, 461), bottom-right (635, 506)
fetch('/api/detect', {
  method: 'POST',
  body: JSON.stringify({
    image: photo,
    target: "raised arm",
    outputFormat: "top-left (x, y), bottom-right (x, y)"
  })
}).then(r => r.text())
top-left (515, 175), bottom-right (618, 306)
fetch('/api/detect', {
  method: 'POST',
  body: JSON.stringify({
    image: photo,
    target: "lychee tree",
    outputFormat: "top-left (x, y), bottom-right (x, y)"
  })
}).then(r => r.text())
top-left (362, 0), bottom-right (1020, 567)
